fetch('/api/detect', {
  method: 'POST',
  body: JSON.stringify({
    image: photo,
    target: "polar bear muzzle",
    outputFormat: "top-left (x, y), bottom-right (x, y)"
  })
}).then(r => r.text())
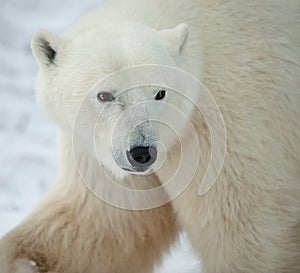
top-left (126, 146), bottom-right (157, 172)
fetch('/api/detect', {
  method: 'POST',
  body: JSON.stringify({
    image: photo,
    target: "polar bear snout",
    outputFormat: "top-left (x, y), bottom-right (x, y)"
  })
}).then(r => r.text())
top-left (126, 146), bottom-right (157, 171)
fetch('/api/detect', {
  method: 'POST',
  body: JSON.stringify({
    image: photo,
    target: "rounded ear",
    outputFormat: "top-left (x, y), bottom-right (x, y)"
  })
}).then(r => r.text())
top-left (158, 23), bottom-right (189, 58)
top-left (31, 30), bottom-right (62, 67)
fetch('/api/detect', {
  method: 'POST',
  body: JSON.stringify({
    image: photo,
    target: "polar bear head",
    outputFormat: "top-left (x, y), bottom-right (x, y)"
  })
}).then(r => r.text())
top-left (31, 22), bottom-right (201, 180)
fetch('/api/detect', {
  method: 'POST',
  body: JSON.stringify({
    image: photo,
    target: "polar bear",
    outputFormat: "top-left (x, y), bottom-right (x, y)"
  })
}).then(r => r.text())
top-left (1, 0), bottom-right (300, 273)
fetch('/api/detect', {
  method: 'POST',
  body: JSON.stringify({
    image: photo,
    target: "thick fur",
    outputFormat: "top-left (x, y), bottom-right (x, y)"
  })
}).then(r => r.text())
top-left (1, 1), bottom-right (300, 273)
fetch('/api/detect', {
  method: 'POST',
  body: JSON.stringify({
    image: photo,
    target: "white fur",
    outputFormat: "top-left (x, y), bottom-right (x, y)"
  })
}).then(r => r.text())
top-left (1, 0), bottom-right (300, 273)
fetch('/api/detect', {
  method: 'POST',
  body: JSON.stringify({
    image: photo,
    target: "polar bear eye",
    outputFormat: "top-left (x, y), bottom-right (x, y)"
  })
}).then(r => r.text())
top-left (97, 92), bottom-right (115, 102)
top-left (155, 90), bottom-right (166, 100)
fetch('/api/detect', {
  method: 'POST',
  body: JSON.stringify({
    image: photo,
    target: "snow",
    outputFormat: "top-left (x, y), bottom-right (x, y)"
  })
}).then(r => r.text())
top-left (0, 0), bottom-right (201, 272)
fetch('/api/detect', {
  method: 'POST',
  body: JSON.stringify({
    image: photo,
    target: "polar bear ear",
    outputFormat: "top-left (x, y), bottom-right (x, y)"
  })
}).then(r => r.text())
top-left (31, 30), bottom-right (62, 67)
top-left (158, 23), bottom-right (189, 58)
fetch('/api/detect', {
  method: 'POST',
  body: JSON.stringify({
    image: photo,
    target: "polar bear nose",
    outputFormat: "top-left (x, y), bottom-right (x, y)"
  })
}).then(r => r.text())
top-left (127, 146), bottom-right (157, 169)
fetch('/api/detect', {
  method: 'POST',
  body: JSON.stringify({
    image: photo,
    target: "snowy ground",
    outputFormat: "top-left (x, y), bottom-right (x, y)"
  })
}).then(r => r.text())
top-left (0, 0), bottom-right (201, 272)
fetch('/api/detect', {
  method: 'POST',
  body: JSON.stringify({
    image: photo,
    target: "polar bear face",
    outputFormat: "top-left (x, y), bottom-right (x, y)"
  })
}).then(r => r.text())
top-left (32, 22), bottom-right (198, 179)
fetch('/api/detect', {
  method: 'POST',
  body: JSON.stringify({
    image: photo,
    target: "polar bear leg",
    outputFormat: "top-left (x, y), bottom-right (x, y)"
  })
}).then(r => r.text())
top-left (0, 201), bottom-right (177, 273)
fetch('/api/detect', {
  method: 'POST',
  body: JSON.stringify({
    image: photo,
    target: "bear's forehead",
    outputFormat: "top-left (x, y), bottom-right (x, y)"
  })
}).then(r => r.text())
top-left (67, 35), bottom-right (166, 73)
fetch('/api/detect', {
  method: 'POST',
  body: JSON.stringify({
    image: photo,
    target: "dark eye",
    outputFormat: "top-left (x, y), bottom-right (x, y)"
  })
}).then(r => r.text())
top-left (97, 92), bottom-right (114, 102)
top-left (155, 90), bottom-right (166, 100)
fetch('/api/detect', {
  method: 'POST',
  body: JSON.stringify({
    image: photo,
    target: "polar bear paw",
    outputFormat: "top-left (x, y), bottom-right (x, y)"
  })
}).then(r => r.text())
top-left (14, 258), bottom-right (39, 273)
top-left (14, 258), bottom-right (57, 273)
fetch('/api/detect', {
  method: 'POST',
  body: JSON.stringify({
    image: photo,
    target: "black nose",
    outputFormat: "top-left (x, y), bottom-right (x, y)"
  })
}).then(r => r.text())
top-left (127, 146), bottom-right (157, 169)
